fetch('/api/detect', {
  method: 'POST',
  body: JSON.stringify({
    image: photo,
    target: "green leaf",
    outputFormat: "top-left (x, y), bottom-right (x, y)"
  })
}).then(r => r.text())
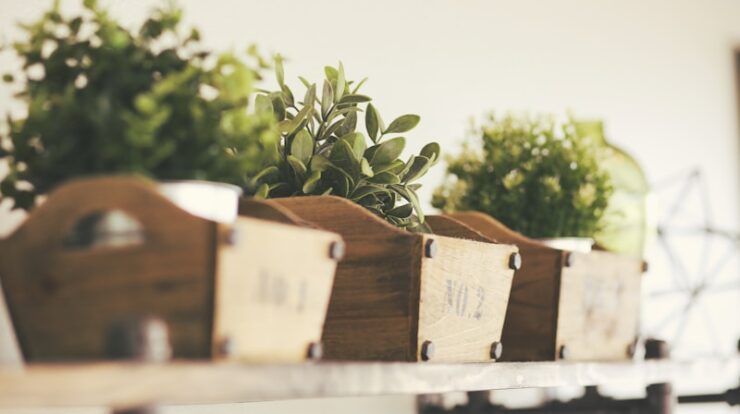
top-left (280, 99), bottom-right (313, 134)
top-left (384, 114), bottom-right (420, 134)
top-left (281, 84), bottom-right (294, 106)
top-left (365, 103), bottom-right (380, 142)
top-left (329, 139), bottom-right (360, 178)
top-left (420, 142), bottom-right (441, 163)
top-left (335, 62), bottom-right (346, 103)
top-left (298, 76), bottom-right (312, 88)
top-left (270, 93), bottom-right (286, 121)
top-left (275, 54), bottom-right (285, 87)
top-left (302, 170), bottom-right (321, 193)
top-left (334, 174), bottom-right (350, 197)
top-left (321, 79), bottom-right (333, 119)
top-left (368, 136), bottom-right (405, 166)
top-left (302, 83), bottom-right (316, 107)
top-left (291, 130), bottom-right (314, 164)
top-left (360, 158), bottom-right (374, 177)
top-left (319, 120), bottom-right (344, 141)
top-left (392, 185), bottom-right (424, 223)
top-left (351, 184), bottom-right (390, 201)
top-left (310, 154), bottom-right (332, 171)
top-left (373, 159), bottom-right (406, 174)
top-left (255, 183), bottom-right (270, 198)
top-left (386, 203), bottom-right (413, 219)
top-left (368, 171), bottom-right (400, 184)
top-left (351, 77), bottom-right (368, 94)
top-left (324, 66), bottom-right (338, 83)
top-left (336, 111), bottom-right (357, 137)
top-left (251, 165), bottom-right (279, 184)
top-left (339, 132), bottom-right (366, 160)
top-left (402, 155), bottom-right (432, 183)
top-left (338, 94), bottom-right (371, 105)
top-left (287, 154), bottom-right (307, 178)
top-left (255, 94), bottom-right (273, 114)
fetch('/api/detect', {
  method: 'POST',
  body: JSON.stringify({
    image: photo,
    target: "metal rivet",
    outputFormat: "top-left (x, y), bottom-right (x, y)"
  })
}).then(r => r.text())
top-left (420, 340), bottom-right (435, 361)
top-left (644, 338), bottom-right (670, 360)
top-left (105, 317), bottom-right (172, 363)
top-left (307, 341), bottom-right (323, 360)
top-left (558, 345), bottom-right (570, 360)
top-left (225, 228), bottom-right (239, 245)
top-left (508, 252), bottom-right (522, 270)
top-left (219, 337), bottom-right (235, 357)
top-left (642, 261), bottom-right (649, 273)
top-left (490, 341), bottom-right (503, 360)
top-left (564, 252), bottom-right (575, 267)
top-left (425, 239), bottom-right (438, 258)
top-left (329, 241), bottom-right (345, 261)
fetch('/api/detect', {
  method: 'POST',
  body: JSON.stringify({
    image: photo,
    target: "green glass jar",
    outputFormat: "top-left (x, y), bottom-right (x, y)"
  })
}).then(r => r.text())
top-left (576, 121), bottom-right (648, 258)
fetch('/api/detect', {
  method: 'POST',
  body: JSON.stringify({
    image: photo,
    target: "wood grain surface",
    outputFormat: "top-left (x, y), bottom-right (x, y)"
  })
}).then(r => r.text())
top-left (213, 216), bottom-right (340, 362)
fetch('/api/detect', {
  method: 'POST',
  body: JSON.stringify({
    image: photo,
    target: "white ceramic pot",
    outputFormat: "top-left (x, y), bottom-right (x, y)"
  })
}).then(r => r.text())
top-left (540, 237), bottom-right (594, 253)
top-left (157, 180), bottom-right (242, 224)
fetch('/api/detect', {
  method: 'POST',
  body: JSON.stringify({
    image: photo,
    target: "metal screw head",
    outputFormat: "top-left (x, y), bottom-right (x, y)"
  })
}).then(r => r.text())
top-left (105, 317), bottom-right (172, 362)
top-left (564, 252), bottom-right (575, 267)
top-left (558, 345), bottom-right (570, 360)
top-left (225, 228), bottom-right (239, 245)
top-left (490, 341), bottom-right (503, 360)
top-left (329, 241), bottom-right (345, 261)
top-left (508, 252), bottom-right (522, 270)
top-left (307, 341), bottom-right (323, 360)
top-left (644, 338), bottom-right (670, 360)
top-left (219, 337), bottom-right (235, 357)
top-left (420, 340), bottom-right (435, 361)
top-left (424, 239), bottom-right (438, 258)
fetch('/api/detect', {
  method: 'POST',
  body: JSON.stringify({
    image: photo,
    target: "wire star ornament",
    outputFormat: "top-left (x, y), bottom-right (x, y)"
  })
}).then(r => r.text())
top-left (642, 169), bottom-right (739, 357)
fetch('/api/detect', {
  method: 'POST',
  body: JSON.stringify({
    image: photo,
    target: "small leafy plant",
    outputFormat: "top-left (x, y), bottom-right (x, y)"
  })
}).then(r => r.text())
top-left (433, 113), bottom-right (613, 239)
top-left (250, 60), bottom-right (440, 231)
top-left (0, 0), bottom-right (277, 210)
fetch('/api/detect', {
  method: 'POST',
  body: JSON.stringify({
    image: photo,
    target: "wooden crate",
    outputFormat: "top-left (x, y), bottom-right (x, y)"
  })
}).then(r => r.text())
top-left (0, 177), bottom-right (341, 362)
top-left (241, 196), bottom-right (519, 362)
top-left (450, 212), bottom-right (643, 362)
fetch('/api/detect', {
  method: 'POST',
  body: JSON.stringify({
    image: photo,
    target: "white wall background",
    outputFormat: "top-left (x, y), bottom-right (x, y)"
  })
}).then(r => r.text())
top-left (0, 0), bottom-right (738, 413)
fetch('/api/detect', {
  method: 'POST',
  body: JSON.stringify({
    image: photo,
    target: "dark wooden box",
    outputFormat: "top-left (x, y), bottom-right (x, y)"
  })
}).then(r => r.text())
top-left (0, 177), bottom-right (341, 362)
top-left (242, 196), bottom-right (519, 362)
top-left (450, 212), bottom-right (643, 361)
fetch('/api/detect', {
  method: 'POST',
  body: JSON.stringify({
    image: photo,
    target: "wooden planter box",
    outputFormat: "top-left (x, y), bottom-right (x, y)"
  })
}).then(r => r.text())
top-left (0, 177), bottom-right (341, 362)
top-left (449, 212), bottom-right (644, 361)
top-left (241, 196), bottom-right (519, 362)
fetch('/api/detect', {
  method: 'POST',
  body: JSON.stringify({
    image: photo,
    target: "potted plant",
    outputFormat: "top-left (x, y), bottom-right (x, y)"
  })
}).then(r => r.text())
top-left (0, 0), bottom-right (277, 223)
top-left (237, 62), bottom-right (520, 362)
top-left (248, 59), bottom-right (439, 231)
top-left (433, 112), bottom-right (644, 362)
top-left (0, 1), bottom-right (342, 364)
top-left (433, 112), bottom-right (612, 250)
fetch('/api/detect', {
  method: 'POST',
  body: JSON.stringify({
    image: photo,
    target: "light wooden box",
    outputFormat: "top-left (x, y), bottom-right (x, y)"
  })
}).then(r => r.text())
top-left (242, 196), bottom-right (519, 362)
top-left (0, 177), bottom-right (341, 362)
top-left (450, 212), bottom-right (644, 361)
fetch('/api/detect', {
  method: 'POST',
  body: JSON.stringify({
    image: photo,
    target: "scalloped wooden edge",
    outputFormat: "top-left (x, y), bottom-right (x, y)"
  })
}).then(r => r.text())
top-left (449, 211), bottom-right (564, 252)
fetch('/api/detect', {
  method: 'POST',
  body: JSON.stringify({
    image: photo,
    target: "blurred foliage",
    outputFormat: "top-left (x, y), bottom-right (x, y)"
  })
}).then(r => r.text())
top-left (433, 113), bottom-right (613, 239)
top-left (249, 60), bottom-right (440, 231)
top-left (0, 0), bottom-right (277, 210)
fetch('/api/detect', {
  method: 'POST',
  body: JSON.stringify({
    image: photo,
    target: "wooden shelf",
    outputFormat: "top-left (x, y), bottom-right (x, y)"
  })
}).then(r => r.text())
top-left (0, 358), bottom-right (737, 408)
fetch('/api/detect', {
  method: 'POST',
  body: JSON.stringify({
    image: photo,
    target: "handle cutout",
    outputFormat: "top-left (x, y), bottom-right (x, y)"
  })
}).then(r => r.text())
top-left (63, 209), bottom-right (145, 249)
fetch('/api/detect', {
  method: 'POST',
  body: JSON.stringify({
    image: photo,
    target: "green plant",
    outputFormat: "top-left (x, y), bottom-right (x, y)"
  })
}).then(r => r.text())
top-left (432, 113), bottom-right (613, 238)
top-left (0, 0), bottom-right (277, 210)
top-left (249, 60), bottom-right (440, 231)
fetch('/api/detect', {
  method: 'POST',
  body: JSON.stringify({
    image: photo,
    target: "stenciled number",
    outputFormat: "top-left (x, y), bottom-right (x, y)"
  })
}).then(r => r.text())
top-left (256, 269), bottom-right (308, 312)
top-left (445, 279), bottom-right (485, 320)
